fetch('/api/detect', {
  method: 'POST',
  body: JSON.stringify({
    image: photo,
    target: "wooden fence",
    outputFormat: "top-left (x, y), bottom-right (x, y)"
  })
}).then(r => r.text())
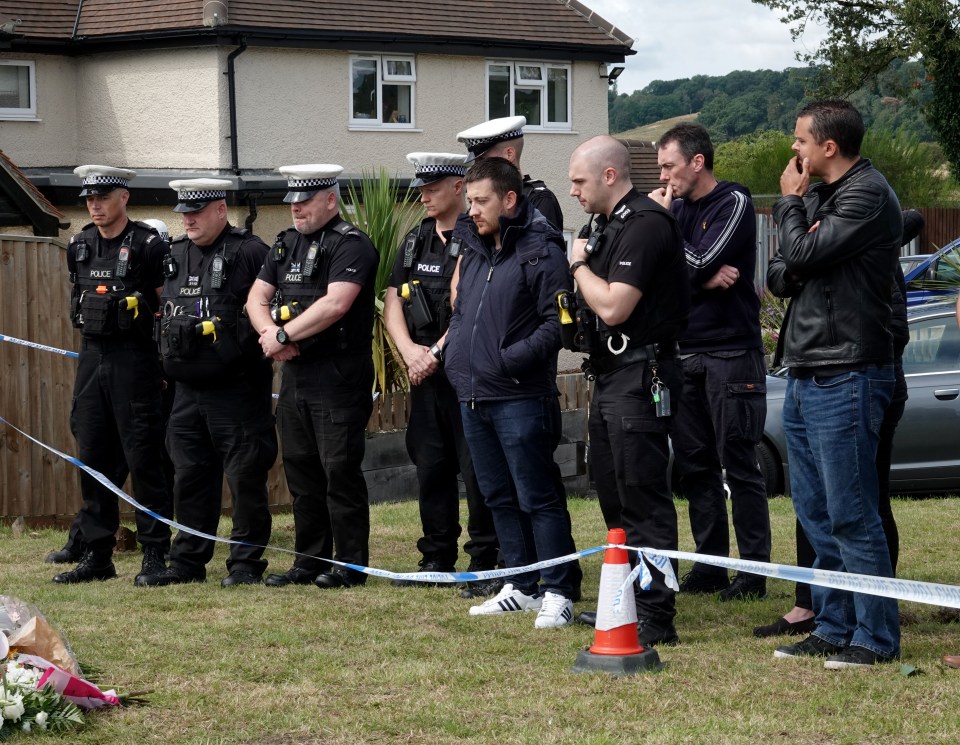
top-left (0, 235), bottom-right (593, 523)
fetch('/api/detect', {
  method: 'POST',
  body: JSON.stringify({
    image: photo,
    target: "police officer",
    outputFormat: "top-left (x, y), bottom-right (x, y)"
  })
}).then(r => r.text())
top-left (246, 164), bottom-right (378, 589)
top-left (457, 116), bottom-right (565, 231)
top-left (136, 179), bottom-right (277, 588)
top-left (54, 165), bottom-right (172, 585)
top-left (565, 137), bottom-right (689, 645)
top-left (383, 153), bottom-right (500, 592)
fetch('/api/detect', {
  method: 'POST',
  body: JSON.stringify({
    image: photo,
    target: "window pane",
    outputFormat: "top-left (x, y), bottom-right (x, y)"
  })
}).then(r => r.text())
top-left (352, 59), bottom-right (377, 120)
top-left (383, 84), bottom-right (412, 124)
top-left (385, 59), bottom-right (412, 77)
top-left (903, 317), bottom-right (960, 374)
top-left (515, 88), bottom-right (541, 126)
top-left (516, 64), bottom-right (543, 82)
top-left (547, 67), bottom-right (568, 123)
top-left (0, 66), bottom-right (28, 109)
top-left (488, 64), bottom-right (510, 119)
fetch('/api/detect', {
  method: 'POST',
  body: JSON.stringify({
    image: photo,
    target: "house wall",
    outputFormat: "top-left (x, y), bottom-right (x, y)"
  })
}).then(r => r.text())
top-left (11, 46), bottom-right (611, 236)
top-left (233, 49), bottom-right (610, 232)
top-left (0, 53), bottom-right (79, 166)
top-left (74, 47), bottom-right (227, 168)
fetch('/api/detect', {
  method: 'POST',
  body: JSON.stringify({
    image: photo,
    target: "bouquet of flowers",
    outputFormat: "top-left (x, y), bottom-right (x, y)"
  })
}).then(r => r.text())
top-left (0, 657), bottom-right (85, 738)
top-left (0, 596), bottom-right (147, 740)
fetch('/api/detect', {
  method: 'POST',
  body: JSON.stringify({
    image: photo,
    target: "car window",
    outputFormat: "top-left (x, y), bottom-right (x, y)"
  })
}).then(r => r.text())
top-left (903, 314), bottom-right (960, 374)
top-left (934, 246), bottom-right (960, 285)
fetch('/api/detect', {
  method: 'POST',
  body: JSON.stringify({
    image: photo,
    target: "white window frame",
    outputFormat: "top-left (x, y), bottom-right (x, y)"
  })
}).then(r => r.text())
top-left (349, 54), bottom-right (416, 129)
top-left (0, 60), bottom-right (37, 120)
top-left (485, 59), bottom-right (571, 131)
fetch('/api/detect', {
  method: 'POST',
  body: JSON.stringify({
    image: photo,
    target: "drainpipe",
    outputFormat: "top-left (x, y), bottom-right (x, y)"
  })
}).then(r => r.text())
top-left (226, 37), bottom-right (247, 175)
top-left (71, 0), bottom-right (85, 38)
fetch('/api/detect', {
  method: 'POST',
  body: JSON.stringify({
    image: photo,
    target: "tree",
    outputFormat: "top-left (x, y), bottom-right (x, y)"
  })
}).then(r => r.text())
top-left (752, 0), bottom-right (960, 179)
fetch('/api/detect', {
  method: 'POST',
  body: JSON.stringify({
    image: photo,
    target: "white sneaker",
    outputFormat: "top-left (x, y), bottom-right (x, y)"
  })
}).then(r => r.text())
top-left (469, 583), bottom-right (542, 616)
top-left (534, 591), bottom-right (574, 629)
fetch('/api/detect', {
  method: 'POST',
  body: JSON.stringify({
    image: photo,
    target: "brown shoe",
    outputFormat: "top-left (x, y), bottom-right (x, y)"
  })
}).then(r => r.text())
top-left (943, 655), bottom-right (960, 669)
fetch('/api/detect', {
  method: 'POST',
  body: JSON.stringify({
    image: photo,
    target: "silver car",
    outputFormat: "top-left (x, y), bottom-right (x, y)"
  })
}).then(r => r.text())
top-left (760, 300), bottom-right (960, 496)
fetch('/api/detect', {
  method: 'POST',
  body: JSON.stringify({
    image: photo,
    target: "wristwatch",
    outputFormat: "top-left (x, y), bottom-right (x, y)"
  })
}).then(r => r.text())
top-left (276, 328), bottom-right (290, 345)
top-left (570, 260), bottom-right (588, 276)
top-left (429, 343), bottom-right (444, 362)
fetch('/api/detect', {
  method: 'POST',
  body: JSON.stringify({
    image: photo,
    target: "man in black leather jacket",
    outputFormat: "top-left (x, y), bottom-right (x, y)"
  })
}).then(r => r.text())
top-left (767, 100), bottom-right (902, 670)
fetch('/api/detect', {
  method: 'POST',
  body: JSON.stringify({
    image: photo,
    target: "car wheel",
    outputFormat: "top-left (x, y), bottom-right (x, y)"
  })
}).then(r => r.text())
top-left (756, 439), bottom-right (783, 497)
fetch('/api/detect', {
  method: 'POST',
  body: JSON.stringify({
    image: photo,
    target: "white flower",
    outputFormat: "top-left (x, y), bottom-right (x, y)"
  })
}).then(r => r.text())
top-left (35, 711), bottom-right (48, 729)
top-left (21, 721), bottom-right (30, 732)
top-left (1, 692), bottom-right (24, 721)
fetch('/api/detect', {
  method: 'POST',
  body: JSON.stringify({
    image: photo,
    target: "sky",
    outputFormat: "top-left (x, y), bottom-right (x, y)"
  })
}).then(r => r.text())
top-left (585, 0), bottom-right (829, 94)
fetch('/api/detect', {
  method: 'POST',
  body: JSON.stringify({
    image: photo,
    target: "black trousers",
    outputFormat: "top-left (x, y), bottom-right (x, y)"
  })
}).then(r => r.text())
top-left (590, 358), bottom-right (682, 623)
top-left (166, 364), bottom-right (277, 576)
top-left (671, 349), bottom-right (771, 575)
top-left (277, 355), bottom-right (373, 574)
top-left (62, 378), bottom-right (176, 555)
top-left (71, 339), bottom-right (172, 553)
top-left (406, 372), bottom-right (498, 568)
top-left (794, 365), bottom-right (906, 609)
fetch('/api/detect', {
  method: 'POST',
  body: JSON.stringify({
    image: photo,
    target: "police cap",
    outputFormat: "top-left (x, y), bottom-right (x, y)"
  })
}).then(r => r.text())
top-left (406, 152), bottom-right (468, 187)
top-left (75, 165), bottom-right (136, 197)
top-left (169, 178), bottom-right (233, 213)
top-left (278, 164), bottom-right (343, 204)
top-left (456, 116), bottom-right (526, 163)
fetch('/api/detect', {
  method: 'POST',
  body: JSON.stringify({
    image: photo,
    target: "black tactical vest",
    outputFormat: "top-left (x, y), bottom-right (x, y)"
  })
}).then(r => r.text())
top-left (397, 217), bottom-right (460, 345)
top-left (70, 221), bottom-right (160, 339)
top-left (273, 218), bottom-right (369, 355)
top-left (158, 227), bottom-right (253, 382)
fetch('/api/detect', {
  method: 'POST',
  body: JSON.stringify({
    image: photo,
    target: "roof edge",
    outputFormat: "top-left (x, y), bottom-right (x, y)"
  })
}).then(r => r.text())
top-left (558, 0), bottom-right (635, 49)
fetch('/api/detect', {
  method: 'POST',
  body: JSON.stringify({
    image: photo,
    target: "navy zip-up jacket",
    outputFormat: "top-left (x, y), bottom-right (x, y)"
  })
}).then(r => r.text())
top-left (444, 198), bottom-right (571, 403)
top-left (671, 180), bottom-right (762, 353)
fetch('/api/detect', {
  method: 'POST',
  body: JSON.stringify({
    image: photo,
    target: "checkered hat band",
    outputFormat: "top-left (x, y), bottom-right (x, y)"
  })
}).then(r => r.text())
top-left (287, 177), bottom-right (337, 189)
top-left (416, 164), bottom-right (467, 177)
top-left (463, 129), bottom-right (524, 149)
top-left (178, 189), bottom-right (226, 201)
top-left (82, 175), bottom-right (128, 187)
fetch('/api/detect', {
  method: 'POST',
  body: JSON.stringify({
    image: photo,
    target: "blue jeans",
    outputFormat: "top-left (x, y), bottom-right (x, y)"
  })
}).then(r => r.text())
top-left (783, 365), bottom-right (899, 657)
top-left (460, 397), bottom-right (574, 598)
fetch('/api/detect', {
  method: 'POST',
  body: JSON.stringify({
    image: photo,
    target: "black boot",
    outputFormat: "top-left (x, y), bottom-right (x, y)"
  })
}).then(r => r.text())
top-left (52, 550), bottom-right (116, 584)
top-left (45, 545), bottom-right (84, 564)
top-left (135, 545), bottom-right (167, 585)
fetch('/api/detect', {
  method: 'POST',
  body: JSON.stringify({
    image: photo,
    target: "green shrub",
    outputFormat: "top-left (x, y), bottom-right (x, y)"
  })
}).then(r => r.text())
top-left (340, 168), bottom-right (424, 394)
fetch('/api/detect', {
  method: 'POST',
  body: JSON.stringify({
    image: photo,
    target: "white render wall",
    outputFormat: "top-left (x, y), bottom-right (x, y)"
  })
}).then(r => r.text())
top-left (6, 45), bottom-right (612, 233)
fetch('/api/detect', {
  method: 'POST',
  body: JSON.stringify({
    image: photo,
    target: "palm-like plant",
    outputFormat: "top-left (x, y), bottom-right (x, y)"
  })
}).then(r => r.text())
top-left (340, 168), bottom-right (424, 394)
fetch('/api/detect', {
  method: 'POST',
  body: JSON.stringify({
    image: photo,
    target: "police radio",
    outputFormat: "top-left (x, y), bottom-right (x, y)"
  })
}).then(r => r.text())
top-left (447, 236), bottom-right (463, 260)
top-left (162, 253), bottom-right (178, 279)
top-left (303, 241), bottom-right (321, 279)
top-left (116, 245), bottom-right (130, 278)
top-left (210, 254), bottom-right (225, 289)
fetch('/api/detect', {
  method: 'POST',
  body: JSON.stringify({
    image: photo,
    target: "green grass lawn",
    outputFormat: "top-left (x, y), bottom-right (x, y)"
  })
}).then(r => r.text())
top-left (3, 496), bottom-right (960, 744)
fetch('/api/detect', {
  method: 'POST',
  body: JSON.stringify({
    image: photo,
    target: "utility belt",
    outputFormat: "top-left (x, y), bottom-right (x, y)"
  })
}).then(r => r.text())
top-left (587, 341), bottom-right (679, 376)
top-left (80, 335), bottom-right (151, 354)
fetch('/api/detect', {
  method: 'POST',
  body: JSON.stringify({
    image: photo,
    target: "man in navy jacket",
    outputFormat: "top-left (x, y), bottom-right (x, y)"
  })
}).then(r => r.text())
top-left (649, 123), bottom-right (770, 601)
top-left (443, 157), bottom-right (576, 630)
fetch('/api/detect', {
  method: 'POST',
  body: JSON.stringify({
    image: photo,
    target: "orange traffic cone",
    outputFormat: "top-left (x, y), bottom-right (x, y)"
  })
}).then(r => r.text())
top-left (572, 528), bottom-right (664, 675)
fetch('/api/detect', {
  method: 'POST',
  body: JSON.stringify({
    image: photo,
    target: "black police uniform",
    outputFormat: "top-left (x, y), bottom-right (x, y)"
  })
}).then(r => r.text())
top-left (67, 220), bottom-right (172, 557)
top-left (523, 175), bottom-right (564, 231)
top-left (259, 215), bottom-right (378, 583)
top-left (158, 224), bottom-right (277, 580)
top-left (572, 189), bottom-right (689, 628)
top-left (388, 218), bottom-right (498, 571)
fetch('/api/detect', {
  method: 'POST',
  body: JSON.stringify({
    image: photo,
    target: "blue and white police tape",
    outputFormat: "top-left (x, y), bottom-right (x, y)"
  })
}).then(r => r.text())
top-left (0, 414), bottom-right (596, 582)
top-left (4, 412), bottom-right (960, 608)
top-left (0, 332), bottom-right (382, 403)
top-left (0, 333), bottom-right (78, 359)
